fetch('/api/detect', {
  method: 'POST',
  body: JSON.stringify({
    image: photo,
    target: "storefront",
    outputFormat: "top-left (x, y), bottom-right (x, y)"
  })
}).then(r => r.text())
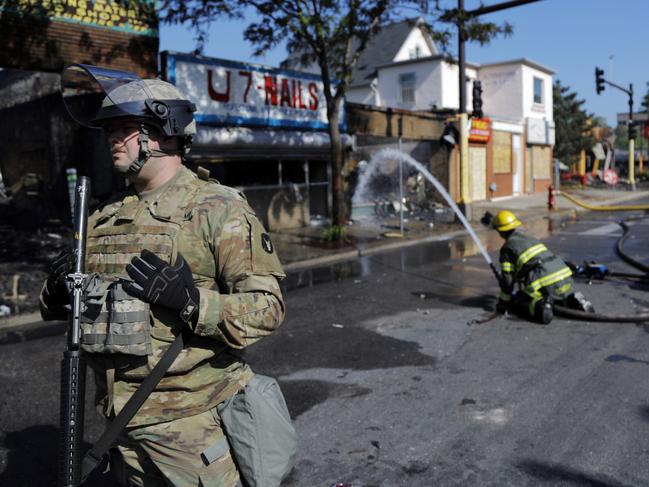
top-left (161, 51), bottom-right (351, 230)
top-left (525, 117), bottom-right (554, 193)
top-left (468, 117), bottom-right (490, 201)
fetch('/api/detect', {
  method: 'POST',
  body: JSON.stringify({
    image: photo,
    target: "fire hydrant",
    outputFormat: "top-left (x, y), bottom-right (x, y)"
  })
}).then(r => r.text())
top-left (547, 185), bottom-right (556, 210)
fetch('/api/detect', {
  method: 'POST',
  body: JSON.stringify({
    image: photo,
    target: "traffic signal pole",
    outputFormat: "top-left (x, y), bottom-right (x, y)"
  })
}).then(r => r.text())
top-left (456, 0), bottom-right (544, 218)
top-left (595, 67), bottom-right (635, 190)
top-left (458, 0), bottom-right (470, 218)
top-left (628, 85), bottom-right (635, 190)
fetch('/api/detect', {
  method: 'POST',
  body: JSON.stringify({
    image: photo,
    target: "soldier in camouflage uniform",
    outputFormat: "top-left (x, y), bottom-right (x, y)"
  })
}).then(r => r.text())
top-left (41, 70), bottom-right (285, 486)
top-left (492, 210), bottom-right (593, 324)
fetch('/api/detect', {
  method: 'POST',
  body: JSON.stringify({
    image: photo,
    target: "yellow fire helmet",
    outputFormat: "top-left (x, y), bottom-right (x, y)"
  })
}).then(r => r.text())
top-left (492, 210), bottom-right (522, 232)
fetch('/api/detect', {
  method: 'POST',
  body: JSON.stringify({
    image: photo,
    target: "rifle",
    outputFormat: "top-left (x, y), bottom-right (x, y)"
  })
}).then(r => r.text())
top-left (59, 176), bottom-right (91, 487)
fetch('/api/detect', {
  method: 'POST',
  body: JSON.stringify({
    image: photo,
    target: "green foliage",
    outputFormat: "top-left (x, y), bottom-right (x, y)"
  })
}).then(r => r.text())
top-left (553, 80), bottom-right (595, 165)
top-left (320, 224), bottom-right (347, 242)
top-left (160, 1), bottom-right (512, 104)
top-left (614, 123), bottom-right (628, 151)
top-left (160, 1), bottom-right (514, 225)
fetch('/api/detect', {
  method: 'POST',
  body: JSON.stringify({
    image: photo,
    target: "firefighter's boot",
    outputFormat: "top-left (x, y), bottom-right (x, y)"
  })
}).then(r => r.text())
top-left (568, 291), bottom-right (595, 313)
top-left (534, 297), bottom-right (554, 325)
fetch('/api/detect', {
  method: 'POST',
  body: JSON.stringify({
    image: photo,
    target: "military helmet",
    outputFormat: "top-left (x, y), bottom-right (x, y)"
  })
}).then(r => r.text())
top-left (61, 64), bottom-right (196, 140)
top-left (92, 79), bottom-right (197, 139)
top-left (492, 210), bottom-right (522, 232)
top-left (62, 64), bottom-right (197, 174)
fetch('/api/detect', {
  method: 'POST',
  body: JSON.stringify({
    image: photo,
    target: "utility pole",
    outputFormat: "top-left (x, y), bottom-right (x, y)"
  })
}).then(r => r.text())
top-left (594, 66), bottom-right (635, 190)
top-left (457, 0), bottom-right (544, 218)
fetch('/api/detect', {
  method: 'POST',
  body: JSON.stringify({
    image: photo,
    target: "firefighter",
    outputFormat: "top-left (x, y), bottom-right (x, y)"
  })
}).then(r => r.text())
top-left (493, 210), bottom-right (594, 324)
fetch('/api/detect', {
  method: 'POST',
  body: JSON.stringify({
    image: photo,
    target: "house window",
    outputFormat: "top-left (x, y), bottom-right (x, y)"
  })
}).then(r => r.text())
top-left (409, 45), bottom-right (422, 59)
top-left (400, 72), bottom-right (416, 104)
top-left (533, 77), bottom-right (544, 104)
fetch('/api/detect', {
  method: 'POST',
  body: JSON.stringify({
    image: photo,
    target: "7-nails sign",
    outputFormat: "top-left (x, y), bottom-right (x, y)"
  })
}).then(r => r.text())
top-left (163, 51), bottom-right (345, 130)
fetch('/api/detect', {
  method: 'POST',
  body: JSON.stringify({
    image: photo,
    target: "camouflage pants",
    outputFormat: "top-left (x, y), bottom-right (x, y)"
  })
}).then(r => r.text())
top-left (109, 408), bottom-right (241, 487)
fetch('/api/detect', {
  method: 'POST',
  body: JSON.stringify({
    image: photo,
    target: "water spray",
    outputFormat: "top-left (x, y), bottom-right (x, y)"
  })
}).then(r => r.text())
top-left (366, 149), bottom-right (500, 284)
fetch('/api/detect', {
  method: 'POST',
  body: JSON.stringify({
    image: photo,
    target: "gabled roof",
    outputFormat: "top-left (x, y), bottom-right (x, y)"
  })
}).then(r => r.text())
top-left (281, 17), bottom-right (437, 88)
top-left (349, 17), bottom-right (436, 87)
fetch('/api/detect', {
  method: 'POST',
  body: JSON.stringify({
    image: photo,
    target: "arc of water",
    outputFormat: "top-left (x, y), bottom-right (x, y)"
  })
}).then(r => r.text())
top-left (368, 148), bottom-right (495, 268)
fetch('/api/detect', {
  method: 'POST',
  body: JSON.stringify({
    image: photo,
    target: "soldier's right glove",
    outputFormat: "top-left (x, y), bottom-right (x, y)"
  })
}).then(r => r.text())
top-left (124, 250), bottom-right (200, 324)
top-left (43, 250), bottom-right (74, 306)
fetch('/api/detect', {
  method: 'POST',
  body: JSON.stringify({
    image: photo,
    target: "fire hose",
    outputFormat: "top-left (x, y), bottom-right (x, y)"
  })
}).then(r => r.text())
top-left (553, 305), bottom-right (649, 322)
top-left (481, 214), bottom-right (649, 323)
top-left (616, 220), bottom-right (649, 274)
top-left (558, 191), bottom-right (649, 211)
top-left (551, 216), bottom-right (649, 323)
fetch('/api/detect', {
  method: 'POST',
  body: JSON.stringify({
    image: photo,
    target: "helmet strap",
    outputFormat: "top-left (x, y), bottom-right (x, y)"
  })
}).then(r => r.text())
top-left (127, 123), bottom-right (185, 175)
top-left (127, 123), bottom-right (153, 175)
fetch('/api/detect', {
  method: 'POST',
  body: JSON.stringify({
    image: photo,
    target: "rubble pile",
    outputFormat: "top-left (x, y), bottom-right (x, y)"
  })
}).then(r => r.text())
top-left (0, 223), bottom-right (71, 316)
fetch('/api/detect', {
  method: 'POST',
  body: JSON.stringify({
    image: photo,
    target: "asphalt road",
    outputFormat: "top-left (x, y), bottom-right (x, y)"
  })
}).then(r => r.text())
top-left (3, 208), bottom-right (649, 486)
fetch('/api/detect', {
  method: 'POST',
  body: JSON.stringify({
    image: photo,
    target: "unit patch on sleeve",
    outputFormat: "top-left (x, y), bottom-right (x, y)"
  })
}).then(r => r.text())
top-left (261, 233), bottom-right (274, 254)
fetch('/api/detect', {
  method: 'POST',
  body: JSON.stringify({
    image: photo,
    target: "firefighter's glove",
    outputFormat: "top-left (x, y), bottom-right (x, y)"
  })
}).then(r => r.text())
top-left (124, 249), bottom-right (199, 323)
top-left (496, 299), bottom-right (509, 314)
top-left (44, 250), bottom-right (75, 305)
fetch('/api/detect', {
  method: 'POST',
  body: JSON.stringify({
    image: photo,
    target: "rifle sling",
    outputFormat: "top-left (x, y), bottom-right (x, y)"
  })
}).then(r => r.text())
top-left (82, 330), bottom-right (187, 479)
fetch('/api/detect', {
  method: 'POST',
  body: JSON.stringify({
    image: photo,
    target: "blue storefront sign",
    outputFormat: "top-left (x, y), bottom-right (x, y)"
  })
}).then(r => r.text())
top-left (163, 51), bottom-right (346, 131)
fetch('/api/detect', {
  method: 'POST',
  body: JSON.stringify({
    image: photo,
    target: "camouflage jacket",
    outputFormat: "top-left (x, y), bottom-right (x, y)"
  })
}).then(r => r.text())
top-left (41, 166), bottom-right (285, 426)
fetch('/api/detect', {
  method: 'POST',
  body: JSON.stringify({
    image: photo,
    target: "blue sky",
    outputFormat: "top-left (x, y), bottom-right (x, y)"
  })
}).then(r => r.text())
top-left (159, 0), bottom-right (649, 127)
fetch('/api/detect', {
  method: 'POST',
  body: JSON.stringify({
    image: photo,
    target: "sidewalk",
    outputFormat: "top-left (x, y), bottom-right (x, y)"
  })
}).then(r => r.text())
top-left (1, 185), bottom-right (648, 338)
top-left (274, 185), bottom-right (649, 273)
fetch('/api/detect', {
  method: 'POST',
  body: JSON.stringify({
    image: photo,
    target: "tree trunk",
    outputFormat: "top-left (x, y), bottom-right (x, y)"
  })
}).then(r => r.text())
top-left (327, 103), bottom-right (346, 227)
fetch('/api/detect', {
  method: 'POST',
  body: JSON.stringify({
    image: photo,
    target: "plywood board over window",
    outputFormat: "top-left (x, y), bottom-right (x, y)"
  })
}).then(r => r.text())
top-left (492, 131), bottom-right (512, 174)
top-left (469, 146), bottom-right (487, 201)
top-left (532, 145), bottom-right (551, 179)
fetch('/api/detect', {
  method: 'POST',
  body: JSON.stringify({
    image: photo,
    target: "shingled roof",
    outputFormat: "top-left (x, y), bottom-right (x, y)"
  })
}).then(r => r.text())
top-left (281, 17), bottom-right (436, 88)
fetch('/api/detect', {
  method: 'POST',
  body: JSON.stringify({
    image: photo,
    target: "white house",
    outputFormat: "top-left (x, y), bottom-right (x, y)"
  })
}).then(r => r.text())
top-left (282, 18), bottom-right (556, 200)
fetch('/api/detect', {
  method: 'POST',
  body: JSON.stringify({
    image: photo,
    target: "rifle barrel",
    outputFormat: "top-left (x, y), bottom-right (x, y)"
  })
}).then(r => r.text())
top-left (59, 176), bottom-right (91, 487)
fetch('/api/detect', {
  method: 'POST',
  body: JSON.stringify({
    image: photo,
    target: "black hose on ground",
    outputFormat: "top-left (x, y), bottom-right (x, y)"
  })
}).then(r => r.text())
top-left (616, 219), bottom-right (649, 274)
top-left (609, 271), bottom-right (648, 279)
top-left (553, 304), bottom-right (649, 323)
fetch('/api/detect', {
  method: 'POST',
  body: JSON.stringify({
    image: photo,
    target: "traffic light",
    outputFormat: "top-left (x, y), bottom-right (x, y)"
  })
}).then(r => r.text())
top-left (595, 67), bottom-right (605, 95)
top-left (628, 122), bottom-right (638, 140)
top-left (472, 80), bottom-right (483, 118)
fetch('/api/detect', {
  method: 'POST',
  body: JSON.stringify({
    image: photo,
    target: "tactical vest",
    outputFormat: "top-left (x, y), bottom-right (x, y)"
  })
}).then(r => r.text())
top-left (84, 170), bottom-right (230, 379)
top-left (81, 168), bottom-right (272, 425)
top-left (81, 278), bottom-right (152, 356)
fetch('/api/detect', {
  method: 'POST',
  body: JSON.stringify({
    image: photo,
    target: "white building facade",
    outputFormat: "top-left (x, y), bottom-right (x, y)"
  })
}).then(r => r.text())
top-left (285, 18), bottom-right (556, 201)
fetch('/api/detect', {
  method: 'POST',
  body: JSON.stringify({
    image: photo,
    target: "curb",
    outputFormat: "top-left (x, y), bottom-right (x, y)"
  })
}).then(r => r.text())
top-left (2, 192), bottom-right (646, 340)
top-left (283, 207), bottom-right (580, 273)
top-left (0, 318), bottom-right (67, 345)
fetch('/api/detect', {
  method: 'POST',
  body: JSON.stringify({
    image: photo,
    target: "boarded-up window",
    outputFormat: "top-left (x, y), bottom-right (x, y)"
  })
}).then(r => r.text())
top-left (469, 146), bottom-right (487, 201)
top-left (492, 131), bottom-right (512, 174)
top-left (532, 145), bottom-right (551, 179)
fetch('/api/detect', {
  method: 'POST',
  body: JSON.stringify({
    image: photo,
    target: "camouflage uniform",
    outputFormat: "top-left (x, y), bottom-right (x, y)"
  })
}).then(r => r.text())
top-left (41, 165), bottom-right (285, 486)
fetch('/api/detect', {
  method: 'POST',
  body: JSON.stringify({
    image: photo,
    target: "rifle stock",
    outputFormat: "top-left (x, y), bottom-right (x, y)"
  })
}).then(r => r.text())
top-left (59, 176), bottom-right (91, 487)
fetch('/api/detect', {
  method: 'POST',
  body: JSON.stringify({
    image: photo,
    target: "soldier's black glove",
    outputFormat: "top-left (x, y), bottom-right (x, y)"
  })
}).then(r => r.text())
top-left (124, 249), bottom-right (199, 323)
top-left (44, 250), bottom-right (75, 306)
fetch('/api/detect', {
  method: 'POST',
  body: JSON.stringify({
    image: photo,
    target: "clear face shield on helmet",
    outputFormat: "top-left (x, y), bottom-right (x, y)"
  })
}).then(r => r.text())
top-left (61, 64), bottom-right (144, 129)
top-left (62, 64), bottom-right (196, 138)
